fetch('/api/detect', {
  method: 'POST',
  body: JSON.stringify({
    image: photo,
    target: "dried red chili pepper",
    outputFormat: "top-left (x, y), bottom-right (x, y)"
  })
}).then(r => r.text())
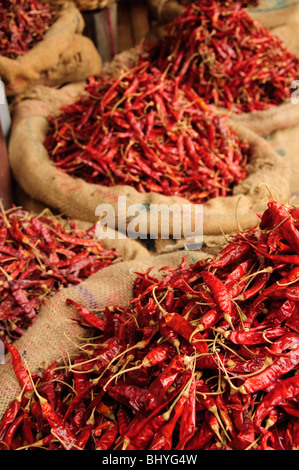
top-left (2, 199), bottom-right (299, 451)
top-left (107, 381), bottom-right (147, 413)
top-left (4, 342), bottom-right (33, 394)
top-left (94, 420), bottom-right (118, 450)
top-left (253, 375), bottom-right (299, 431)
top-left (66, 298), bottom-right (106, 331)
top-left (175, 375), bottom-right (197, 449)
top-left (2, 412), bottom-right (25, 450)
top-left (164, 311), bottom-right (209, 353)
top-left (238, 347), bottom-right (299, 394)
top-left (201, 271), bottom-right (232, 316)
top-left (185, 421), bottom-right (215, 450)
top-left (149, 392), bottom-right (189, 450)
top-left (220, 326), bottom-right (287, 345)
top-left (0, 388), bottom-right (24, 441)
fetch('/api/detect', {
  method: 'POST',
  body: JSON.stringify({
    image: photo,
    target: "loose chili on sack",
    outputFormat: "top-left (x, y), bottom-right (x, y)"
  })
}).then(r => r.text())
top-left (0, 205), bottom-right (118, 343)
top-left (44, 63), bottom-right (249, 203)
top-left (1, 199), bottom-right (299, 450)
top-left (143, 0), bottom-right (299, 113)
top-left (0, 0), bottom-right (54, 59)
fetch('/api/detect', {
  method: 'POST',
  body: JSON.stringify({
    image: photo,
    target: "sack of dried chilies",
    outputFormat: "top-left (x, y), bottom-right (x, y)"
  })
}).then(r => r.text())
top-left (0, 198), bottom-right (299, 450)
top-left (8, 58), bottom-right (290, 245)
top-left (144, 0), bottom-right (299, 213)
top-left (0, 0), bottom-right (102, 97)
top-left (145, 0), bottom-right (299, 137)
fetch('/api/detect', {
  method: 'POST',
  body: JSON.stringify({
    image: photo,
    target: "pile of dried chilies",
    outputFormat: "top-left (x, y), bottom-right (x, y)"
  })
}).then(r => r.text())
top-left (0, 0), bottom-right (54, 59)
top-left (1, 199), bottom-right (299, 450)
top-left (45, 62), bottom-right (249, 203)
top-left (0, 205), bottom-right (118, 342)
top-left (143, 0), bottom-right (299, 113)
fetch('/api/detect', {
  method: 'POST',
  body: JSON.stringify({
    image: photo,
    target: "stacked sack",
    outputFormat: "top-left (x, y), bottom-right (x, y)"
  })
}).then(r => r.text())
top-left (0, 0), bottom-right (102, 98)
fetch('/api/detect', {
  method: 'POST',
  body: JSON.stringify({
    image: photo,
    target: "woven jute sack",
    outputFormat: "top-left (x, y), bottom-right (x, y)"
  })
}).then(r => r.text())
top-left (47, 0), bottom-right (116, 10)
top-left (8, 80), bottom-right (290, 241)
top-left (247, 0), bottom-right (299, 30)
top-left (237, 114), bottom-right (299, 207)
top-left (0, 2), bottom-right (102, 97)
top-left (13, 183), bottom-right (227, 259)
top-left (13, 184), bottom-right (159, 261)
top-left (0, 248), bottom-right (212, 419)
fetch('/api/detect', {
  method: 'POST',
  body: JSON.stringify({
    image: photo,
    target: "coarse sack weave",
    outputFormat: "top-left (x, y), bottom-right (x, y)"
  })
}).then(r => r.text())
top-left (0, 248), bottom-right (211, 419)
top-left (46, 0), bottom-right (116, 11)
top-left (8, 80), bottom-right (290, 240)
top-left (238, 116), bottom-right (299, 207)
top-left (0, 2), bottom-right (102, 97)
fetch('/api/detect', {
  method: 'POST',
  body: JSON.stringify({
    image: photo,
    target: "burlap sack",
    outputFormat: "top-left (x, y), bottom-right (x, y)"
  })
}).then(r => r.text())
top-left (8, 80), bottom-right (290, 242)
top-left (234, 117), bottom-right (299, 206)
top-left (247, 0), bottom-right (299, 30)
top-left (0, 2), bottom-right (102, 97)
top-left (0, 248), bottom-right (212, 419)
top-left (13, 183), bottom-right (227, 259)
top-left (47, 0), bottom-right (116, 10)
top-left (13, 184), bottom-right (154, 262)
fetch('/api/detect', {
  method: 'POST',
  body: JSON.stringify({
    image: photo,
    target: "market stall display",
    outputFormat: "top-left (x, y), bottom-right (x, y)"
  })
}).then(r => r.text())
top-left (0, 200), bottom-right (299, 450)
top-left (8, 77), bottom-right (290, 240)
top-left (44, 63), bottom-right (249, 203)
top-left (0, 0), bottom-right (298, 453)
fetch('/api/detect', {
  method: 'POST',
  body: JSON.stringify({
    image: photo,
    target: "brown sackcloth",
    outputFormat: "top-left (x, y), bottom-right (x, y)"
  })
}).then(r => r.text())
top-left (0, 2), bottom-right (102, 97)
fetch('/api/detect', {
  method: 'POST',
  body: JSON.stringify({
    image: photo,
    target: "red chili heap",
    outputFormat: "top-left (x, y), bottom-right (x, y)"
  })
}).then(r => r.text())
top-left (1, 200), bottom-right (299, 450)
top-left (0, 206), bottom-right (118, 342)
top-left (143, 0), bottom-right (299, 113)
top-left (0, 0), bottom-right (54, 59)
top-left (45, 63), bottom-right (249, 203)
